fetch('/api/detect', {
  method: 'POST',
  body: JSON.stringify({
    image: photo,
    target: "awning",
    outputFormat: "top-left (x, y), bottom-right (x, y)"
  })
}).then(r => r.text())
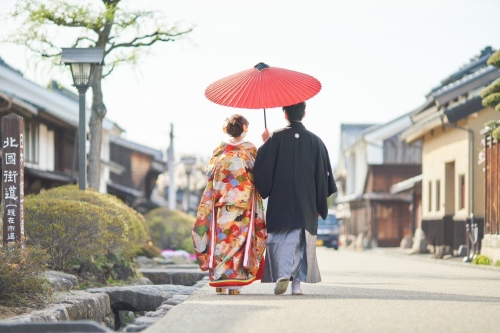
top-left (151, 160), bottom-right (167, 173)
top-left (399, 112), bottom-right (442, 143)
top-left (335, 193), bottom-right (363, 204)
top-left (107, 181), bottom-right (144, 198)
top-left (444, 96), bottom-right (484, 123)
top-left (25, 167), bottom-right (74, 183)
top-left (101, 159), bottom-right (126, 175)
top-left (0, 91), bottom-right (38, 115)
top-left (362, 192), bottom-right (412, 202)
top-left (390, 174), bottom-right (423, 194)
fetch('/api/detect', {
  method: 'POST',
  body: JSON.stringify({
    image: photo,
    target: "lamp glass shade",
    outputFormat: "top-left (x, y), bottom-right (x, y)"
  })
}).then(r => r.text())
top-left (70, 63), bottom-right (92, 86)
top-left (181, 157), bottom-right (196, 174)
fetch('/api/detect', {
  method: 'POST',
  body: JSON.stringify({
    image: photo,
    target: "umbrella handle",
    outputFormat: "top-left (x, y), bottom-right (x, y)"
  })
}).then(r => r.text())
top-left (263, 109), bottom-right (267, 128)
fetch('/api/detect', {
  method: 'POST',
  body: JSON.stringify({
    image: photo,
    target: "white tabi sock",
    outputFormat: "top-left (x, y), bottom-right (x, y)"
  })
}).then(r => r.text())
top-left (291, 279), bottom-right (301, 293)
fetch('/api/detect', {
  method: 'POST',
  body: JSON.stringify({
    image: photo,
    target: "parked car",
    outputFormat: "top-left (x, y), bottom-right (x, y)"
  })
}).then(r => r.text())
top-left (316, 210), bottom-right (339, 249)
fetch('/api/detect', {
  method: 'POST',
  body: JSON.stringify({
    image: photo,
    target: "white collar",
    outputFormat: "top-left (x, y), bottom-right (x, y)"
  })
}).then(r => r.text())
top-left (228, 139), bottom-right (246, 146)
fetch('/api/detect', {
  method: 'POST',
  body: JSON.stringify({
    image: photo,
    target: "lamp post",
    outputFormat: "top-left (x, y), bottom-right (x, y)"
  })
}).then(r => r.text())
top-left (61, 48), bottom-right (104, 190)
top-left (181, 156), bottom-right (196, 213)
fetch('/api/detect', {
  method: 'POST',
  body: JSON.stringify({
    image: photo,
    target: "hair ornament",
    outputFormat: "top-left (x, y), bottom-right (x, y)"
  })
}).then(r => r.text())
top-left (222, 118), bottom-right (230, 134)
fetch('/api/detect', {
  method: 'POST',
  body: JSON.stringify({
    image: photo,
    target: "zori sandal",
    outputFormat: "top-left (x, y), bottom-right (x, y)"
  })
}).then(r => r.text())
top-left (274, 277), bottom-right (289, 295)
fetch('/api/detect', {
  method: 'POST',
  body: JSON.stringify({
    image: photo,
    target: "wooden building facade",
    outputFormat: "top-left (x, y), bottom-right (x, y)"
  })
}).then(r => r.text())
top-left (482, 133), bottom-right (500, 261)
top-left (345, 164), bottom-right (421, 247)
top-left (0, 92), bottom-right (76, 195)
top-left (336, 113), bottom-right (422, 248)
top-left (107, 136), bottom-right (166, 214)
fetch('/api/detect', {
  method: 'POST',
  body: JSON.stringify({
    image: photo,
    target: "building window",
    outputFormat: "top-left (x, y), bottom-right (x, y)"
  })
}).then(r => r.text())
top-left (428, 181), bottom-right (432, 212)
top-left (436, 180), bottom-right (441, 212)
top-left (459, 174), bottom-right (466, 209)
top-left (24, 119), bottom-right (39, 164)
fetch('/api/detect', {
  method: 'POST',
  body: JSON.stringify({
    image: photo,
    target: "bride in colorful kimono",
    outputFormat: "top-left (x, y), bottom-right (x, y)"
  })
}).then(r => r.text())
top-left (192, 114), bottom-right (267, 295)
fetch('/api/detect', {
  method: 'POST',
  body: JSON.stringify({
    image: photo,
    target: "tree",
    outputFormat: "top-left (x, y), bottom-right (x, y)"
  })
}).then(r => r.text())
top-left (4, 0), bottom-right (193, 189)
top-left (480, 50), bottom-right (500, 140)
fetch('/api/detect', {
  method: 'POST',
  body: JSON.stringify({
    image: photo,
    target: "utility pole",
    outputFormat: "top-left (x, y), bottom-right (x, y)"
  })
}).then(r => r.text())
top-left (167, 123), bottom-right (176, 210)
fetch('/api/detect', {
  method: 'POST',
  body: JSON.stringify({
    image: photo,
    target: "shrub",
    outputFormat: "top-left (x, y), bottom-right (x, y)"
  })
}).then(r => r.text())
top-left (472, 254), bottom-right (491, 265)
top-left (145, 208), bottom-right (195, 253)
top-left (492, 127), bottom-right (500, 141)
top-left (25, 185), bottom-right (147, 270)
top-left (484, 120), bottom-right (500, 130)
top-left (495, 261), bottom-right (500, 267)
top-left (481, 93), bottom-right (500, 108)
top-left (487, 49), bottom-right (500, 68)
top-left (0, 244), bottom-right (53, 306)
top-left (480, 79), bottom-right (500, 99)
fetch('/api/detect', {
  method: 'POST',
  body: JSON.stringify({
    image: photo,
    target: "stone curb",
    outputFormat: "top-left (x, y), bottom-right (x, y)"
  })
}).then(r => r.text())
top-left (373, 248), bottom-right (500, 273)
top-left (0, 321), bottom-right (113, 333)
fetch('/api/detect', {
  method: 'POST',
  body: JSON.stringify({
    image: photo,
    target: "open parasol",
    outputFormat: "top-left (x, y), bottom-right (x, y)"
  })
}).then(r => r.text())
top-left (205, 62), bottom-right (321, 127)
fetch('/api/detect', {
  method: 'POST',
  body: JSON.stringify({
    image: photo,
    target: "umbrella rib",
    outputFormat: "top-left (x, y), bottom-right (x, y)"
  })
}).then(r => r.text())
top-left (239, 70), bottom-right (260, 109)
top-left (223, 71), bottom-right (257, 108)
top-left (260, 69), bottom-right (268, 109)
top-left (279, 69), bottom-right (311, 101)
top-left (210, 70), bottom-right (252, 106)
top-left (211, 72), bottom-right (250, 107)
top-left (268, 69), bottom-right (289, 107)
top-left (247, 72), bottom-right (261, 109)
top-left (279, 68), bottom-right (321, 102)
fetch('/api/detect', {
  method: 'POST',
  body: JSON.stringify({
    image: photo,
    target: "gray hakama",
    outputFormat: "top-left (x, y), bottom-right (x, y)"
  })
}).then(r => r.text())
top-left (261, 228), bottom-right (321, 283)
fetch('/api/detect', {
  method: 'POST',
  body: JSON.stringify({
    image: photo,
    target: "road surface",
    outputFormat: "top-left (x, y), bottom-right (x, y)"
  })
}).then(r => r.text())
top-left (144, 247), bottom-right (500, 333)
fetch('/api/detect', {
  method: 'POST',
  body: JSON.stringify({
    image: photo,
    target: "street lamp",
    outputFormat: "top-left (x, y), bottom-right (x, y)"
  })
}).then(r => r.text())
top-left (181, 156), bottom-right (197, 213)
top-left (61, 48), bottom-right (104, 190)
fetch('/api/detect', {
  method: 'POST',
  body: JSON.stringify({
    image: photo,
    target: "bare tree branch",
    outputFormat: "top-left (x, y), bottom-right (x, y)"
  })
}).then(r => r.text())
top-left (5, 0), bottom-right (194, 190)
top-left (106, 28), bottom-right (193, 54)
top-left (102, 63), bottom-right (117, 78)
top-left (72, 36), bottom-right (97, 48)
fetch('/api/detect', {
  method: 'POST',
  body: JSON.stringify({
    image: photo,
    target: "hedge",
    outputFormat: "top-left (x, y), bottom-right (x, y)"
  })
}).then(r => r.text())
top-left (25, 185), bottom-right (147, 270)
top-left (145, 207), bottom-right (195, 253)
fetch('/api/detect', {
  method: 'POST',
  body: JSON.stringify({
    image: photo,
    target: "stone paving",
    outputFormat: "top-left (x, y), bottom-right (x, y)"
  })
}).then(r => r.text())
top-left (144, 247), bottom-right (500, 333)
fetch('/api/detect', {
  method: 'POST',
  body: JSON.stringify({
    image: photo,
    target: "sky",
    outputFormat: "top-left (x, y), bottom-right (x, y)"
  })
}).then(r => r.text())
top-left (0, 0), bottom-right (499, 167)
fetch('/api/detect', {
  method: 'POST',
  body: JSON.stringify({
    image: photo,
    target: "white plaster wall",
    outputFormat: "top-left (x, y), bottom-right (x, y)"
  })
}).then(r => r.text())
top-left (354, 143), bottom-right (367, 195)
top-left (36, 124), bottom-right (55, 171)
top-left (99, 131), bottom-right (110, 193)
top-left (38, 124), bottom-right (48, 171)
top-left (422, 126), bottom-right (468, 220)
top-left (366, 142), bottom-right (383, 165)
top-left (46, 129), bottom-right (54, 171)
top-left (346, 152), bottom-right (355, 194)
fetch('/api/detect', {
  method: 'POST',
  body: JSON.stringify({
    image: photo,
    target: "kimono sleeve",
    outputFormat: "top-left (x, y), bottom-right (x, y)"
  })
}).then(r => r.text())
top-left (253, 136), bottom-right (278, 199)
top-left (316, 142), bottom-right (338, 220)
top-left (324, 146), bottom-right (337, 196)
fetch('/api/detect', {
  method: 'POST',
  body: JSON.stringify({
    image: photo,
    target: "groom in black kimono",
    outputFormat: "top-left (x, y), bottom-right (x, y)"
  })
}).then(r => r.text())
top-left (253, 102), bottom-right (337, 295)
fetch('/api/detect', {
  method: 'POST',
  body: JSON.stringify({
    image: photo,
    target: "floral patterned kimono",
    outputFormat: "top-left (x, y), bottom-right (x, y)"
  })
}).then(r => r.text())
top-left (192, 141), bottom-right (267, 288)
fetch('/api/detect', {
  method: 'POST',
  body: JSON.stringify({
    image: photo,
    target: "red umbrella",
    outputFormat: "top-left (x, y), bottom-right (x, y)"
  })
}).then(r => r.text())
top-left (205, 62), bottom-right (321, 127)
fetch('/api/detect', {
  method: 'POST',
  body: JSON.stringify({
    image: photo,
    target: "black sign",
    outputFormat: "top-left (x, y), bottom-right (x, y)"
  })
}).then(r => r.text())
top-left (2, 114), bottom-right (24, 246)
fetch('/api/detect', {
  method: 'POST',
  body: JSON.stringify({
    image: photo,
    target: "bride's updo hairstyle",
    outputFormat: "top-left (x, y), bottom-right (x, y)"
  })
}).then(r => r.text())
top-left (224, 114), bottom-right (249, 138)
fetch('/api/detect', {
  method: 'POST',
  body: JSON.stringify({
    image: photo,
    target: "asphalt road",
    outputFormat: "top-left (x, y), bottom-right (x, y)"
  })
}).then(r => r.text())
top-left (144, 247), bottom-right (500, 333)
